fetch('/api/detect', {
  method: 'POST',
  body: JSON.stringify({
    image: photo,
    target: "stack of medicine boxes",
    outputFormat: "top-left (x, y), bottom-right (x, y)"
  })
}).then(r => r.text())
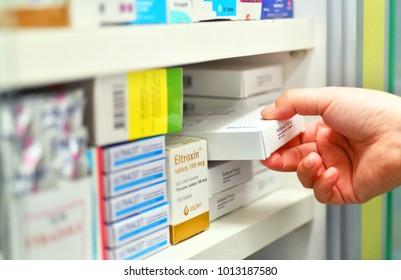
top-left (183, 60), bottom-right (285, 220)
top-left (99, 135), bottom-right (170, 260)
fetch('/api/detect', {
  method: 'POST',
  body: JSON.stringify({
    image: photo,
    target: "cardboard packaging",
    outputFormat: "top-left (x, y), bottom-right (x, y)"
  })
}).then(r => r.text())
top-left (85, 68), bottom-right (183, 146)
top-left (100, 135), bottom-right (166, 174)
top-left (183, 63), bottom-right (283, 99)
top-left (192, 0), bottom-right (262, 22)
top-left (99, 0), bottom-right (137, 25)
top-left (104, 181), bottom-right (167, 223)
top-left (261, 0), bottom-right (294, 19)
top-left (105, 202), bottom-right (169, 248)
top-left (168, 0), bottom-right (192, 23)
top-left (243, 168), bottom-right (284, 205)
top-left (134, 0), bottom-right (168, 24)
top-left (184, 90), bottom-right (281, 111)
top-left (209, 182), bottom-right (246, 221)
top-left (175, 106), bottom-right (305, 160)
top-left (103, 158), bottom-right (166, 198)
top-left (165, 135), bottom-right (209, 244)
top-left (0, 0), bottom-right (99, 28)
top-left (7, 177), bottom-right (94, 260)
top-left (106, 227), bottom-right (170, 260)
top-left (207, 160), bottom-right (253, 197)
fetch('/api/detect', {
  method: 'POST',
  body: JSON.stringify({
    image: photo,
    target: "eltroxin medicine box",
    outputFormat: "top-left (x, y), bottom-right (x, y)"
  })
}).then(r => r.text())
top-left (175, 106), bottom-right (305, 160)
top-left (106, 202), bottom-right (169, 248)
top-left (104, 181), bottom-right (167, 223)
top-left (85, 68), bottom-right (183, 146)
top-left (107, 227), bottom-right (170, 260)
top-left (183, 63), bottom-right (283, 99)
top-left (165, 135), bottom-right (209, 244)
top-left (103, 157), bottom-right (166, 198)
top-left (101, 135), bottom-right (165, 173)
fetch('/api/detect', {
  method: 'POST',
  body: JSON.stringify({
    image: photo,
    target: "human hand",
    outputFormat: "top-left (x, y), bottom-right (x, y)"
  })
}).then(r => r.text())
top-left (260, 87), bottom-right (401, 204)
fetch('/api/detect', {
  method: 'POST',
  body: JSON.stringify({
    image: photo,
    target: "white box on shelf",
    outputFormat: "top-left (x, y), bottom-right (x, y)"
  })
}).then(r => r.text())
top-left (236, 0), bottom-right (263, 20)
top-left (105, 202), bottom-right (169, 248)
top-left (99, 0), bottom-right (137, 25)
top-left (209, 182), bottom-right (246, 222)
top-left (7, 177), bottom-right (94, 260)
top-left (192, 0), bottom-right (262, 22)
top-left (183, 62), bottom-right (283, 99)
top-left (184, 90), bottom-right (281, 111)
top-left (165, 135), bottom-right (210, 244)
top-left (168, 0), bottom-right (192, 23)
top-left (207, 160), bottom-right (253, 197)
top-left (175, 106), bottom-right (305, 160)
top-left (243, 168), bottom-right (285, 205)
top-left (106, 226), bottom-right (170, 260)
top-left (104, 181), bottom-right (167, 223)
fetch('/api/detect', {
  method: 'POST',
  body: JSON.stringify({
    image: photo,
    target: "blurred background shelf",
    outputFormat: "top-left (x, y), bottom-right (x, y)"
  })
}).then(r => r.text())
top-left (0, 18), bottom-right (314, 90)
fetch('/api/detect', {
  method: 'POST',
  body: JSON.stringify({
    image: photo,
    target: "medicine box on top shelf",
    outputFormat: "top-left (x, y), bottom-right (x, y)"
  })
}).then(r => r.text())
top-left (183, 62), bottom-right (283, 99)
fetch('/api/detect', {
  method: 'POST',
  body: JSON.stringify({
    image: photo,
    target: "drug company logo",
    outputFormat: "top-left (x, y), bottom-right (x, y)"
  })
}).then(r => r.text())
top-left (183, 206), bottom-right (189, 216)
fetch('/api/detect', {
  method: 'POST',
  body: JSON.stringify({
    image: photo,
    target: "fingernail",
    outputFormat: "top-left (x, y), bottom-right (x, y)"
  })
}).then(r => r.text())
top-left (304, 154), bottom-right (315, 168)
top-left (261, 103), bottom-right (276, 118)
top-left (324, 168), bottom-right (336, 180)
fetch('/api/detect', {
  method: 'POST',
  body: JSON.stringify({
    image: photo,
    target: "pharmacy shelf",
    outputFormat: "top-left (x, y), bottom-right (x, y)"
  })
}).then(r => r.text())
top-left (0, 18), bottom-right (314, 90)
top-left (148, 187), bottom-right (315, 260)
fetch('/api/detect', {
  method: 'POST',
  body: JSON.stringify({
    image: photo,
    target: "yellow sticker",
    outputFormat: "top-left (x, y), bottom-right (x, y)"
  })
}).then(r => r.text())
top-left (127, 69), bottom-right (168, 139)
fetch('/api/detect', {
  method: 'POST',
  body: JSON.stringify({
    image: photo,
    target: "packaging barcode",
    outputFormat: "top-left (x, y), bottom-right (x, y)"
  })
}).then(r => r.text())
top-left (113, 89), bottom-right (126, 129)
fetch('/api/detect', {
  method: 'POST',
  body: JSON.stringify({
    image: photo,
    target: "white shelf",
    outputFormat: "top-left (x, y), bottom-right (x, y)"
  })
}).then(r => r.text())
top-left (0, 18), bottom-right (314, 90)
top-left (148, 187), bottom-right (315, 260)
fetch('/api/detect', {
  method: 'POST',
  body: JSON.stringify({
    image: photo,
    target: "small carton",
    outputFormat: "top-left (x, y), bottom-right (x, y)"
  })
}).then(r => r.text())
top-left (183, 62), bottom-right (282, 99)
top-left (261, 0), bottom-right (294, 19)
top-left (101, 135), bottom-right (166, 173)
top-left (99, 0), bottom-right (137, 25)
top-left (168, 0), bottom-right (192, 23)
top-left (165, 135), bottom-right (209, 244)
top-left (207, 160), bottom-right (253, 197)
top-left (134, 0), bottom-right (168, 24)
top-left (104, 181), bottom-right (167, 223)
top-left (243, 168), bottom-right (284, 204)
top-left (105, 202), bottom-right (169, 248)
top-left (85, 68), bottom-right (183, 146)
top-left (106, 227), bottom-right (170, 260)
top-left (175, 106), bottom-right (305, 160)
top-left (209, 183), bottom-right (246, 221)
top-left (103, 157), bottom-right (166, 198)
top-left (184, 90), bottom-right (281, 111)
top-left (192, 0), bottom-right (262, 22)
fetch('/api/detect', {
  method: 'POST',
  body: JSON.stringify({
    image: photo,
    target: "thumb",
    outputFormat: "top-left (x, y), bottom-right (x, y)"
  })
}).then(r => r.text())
top-left (261, 87), bottom-right (338, 120)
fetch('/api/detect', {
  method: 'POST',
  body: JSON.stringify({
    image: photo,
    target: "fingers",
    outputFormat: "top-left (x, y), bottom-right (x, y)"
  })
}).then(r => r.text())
top-left (297, 152), bottom-right (340, 204)
top-left (261, 87), bottom-right (339, 120)
top-left (261, 142), bottom-right (318, 171)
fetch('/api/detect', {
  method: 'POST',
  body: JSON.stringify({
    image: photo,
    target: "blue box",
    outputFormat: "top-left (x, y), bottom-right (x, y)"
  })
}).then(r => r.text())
top-left (134, 0), bottom-right (168, 24)
top-left (261, 0), bottom-right (293, 19)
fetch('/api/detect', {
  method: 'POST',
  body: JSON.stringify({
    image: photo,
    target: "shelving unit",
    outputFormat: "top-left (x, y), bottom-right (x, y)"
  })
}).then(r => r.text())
top-left (1, 3), bottom-right (328, 259)
top-left (148, 187), bottom-right (314, 260)
top-left (0, 18), bottom-right (313, 90)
